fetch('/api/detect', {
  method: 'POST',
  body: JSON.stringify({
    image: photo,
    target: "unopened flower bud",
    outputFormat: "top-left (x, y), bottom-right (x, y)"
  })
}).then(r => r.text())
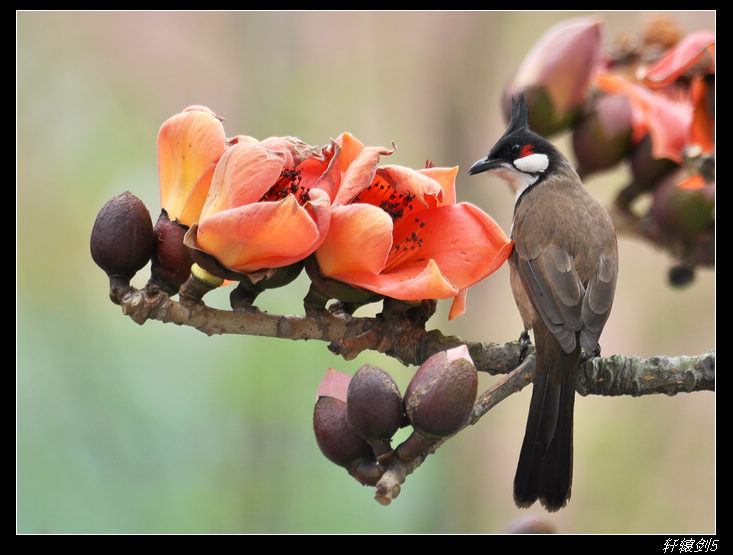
top-left (313, 396), bottom-right (380, 486)
top-left (346, 364), bottom-right (404, 462)
top-left (651, 168), bottom-right (715, 239)
top-left (504, 16), bottom-right (604, 136)
top-left (403, 345), bottom-right (477, 441)
top-left (572, 94), bottom-right (633, 177)
top-left (615, 134), bottom-right (680, 210)
top-left (90, 191), bottom-right (154, 302)
top-left (148, 209), bottom-right (194, 296)
top-left (649, 169), bottom-right (715, 282)
top-left (629, 135), bottom-right (679, 192)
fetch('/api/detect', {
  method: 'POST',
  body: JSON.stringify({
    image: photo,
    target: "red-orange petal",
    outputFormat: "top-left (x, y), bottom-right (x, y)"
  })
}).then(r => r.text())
top-left (418, 166), bottom-right (458, 206)
top-left (643, 31), bottom-right (715, 88)
top-left (375, 164), bottom-right (445, 208)
top-left (200, 141), bottom-right (289, 219)
top-left (448, 288), bottom-right (468, 320)
top-left (678, 174), bottom-right (706, 191)
top-left (332, 258), bottom-right (460, 301)
top-left (320, 203), bottom-right (512, 301)
top-left (158, 106), bottom-right (227, 223)
top-left (178, 162), bottom-right (217, 227)
top-left (689, 76), bottom-right (715, 154)
top-left (386, 203), bottom-right (512, 287)
top-left (197, 194), bottom-right (323, 273)
top-left (333, 143), bottom-right (396, 205)
top-left (596, 72), bottom-right (691, 162)
top-left (315, 203), bottom-right (394, 278)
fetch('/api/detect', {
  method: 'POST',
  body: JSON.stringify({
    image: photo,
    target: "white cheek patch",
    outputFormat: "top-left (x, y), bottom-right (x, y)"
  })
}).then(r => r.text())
top-left (513, 153), bottom-right (549, 174)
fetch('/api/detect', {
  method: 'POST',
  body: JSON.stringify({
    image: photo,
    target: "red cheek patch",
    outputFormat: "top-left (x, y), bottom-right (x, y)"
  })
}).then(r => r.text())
top-left (520, 144), bottom-right (535, 157)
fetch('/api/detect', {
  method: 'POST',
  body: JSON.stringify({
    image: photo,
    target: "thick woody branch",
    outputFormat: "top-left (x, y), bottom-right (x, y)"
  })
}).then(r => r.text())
top-left (115, 283), bottom-right (714, 506)
top-left (117, 284), bottom-right (715, 395)
top-left (373, 348), bottom-right (715, 504)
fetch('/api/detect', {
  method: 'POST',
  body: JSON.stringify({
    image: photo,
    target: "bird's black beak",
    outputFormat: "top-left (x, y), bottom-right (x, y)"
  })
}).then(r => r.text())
top-left (468, 156), bottom-right (500, 176)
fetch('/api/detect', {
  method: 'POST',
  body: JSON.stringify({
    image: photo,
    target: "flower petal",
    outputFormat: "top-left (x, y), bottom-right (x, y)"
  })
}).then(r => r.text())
top-left (200, 141), bottom-right (289, 219)
top-left (387, 203), bottom-right (512, 287)
top-left (322, 204), bottom-right (512, 301)
top-left (258, 136), bottom-right (325, 168)
top-left (333, 143), bottom-right (396, 205)
top-left (333, 258), bottom-right (460, 300)
top-left (316, 368), bottom-right (352, 403)
top-left (315, 203), bottom-right (393, 277)
top-left (376, 164), bottom-right (445, 208)
top-left (178, 162), bottom-right (217, 227)
top-left (197, 194), bottom-right (322, 273)
top-left (448, 288), bottom-right (468, 320)
top-left (596, 72), bottom-right (692, 162)
top-left (418, 166), bottom-right (458, 206)
top-left (642, 30), bottom-right (715, 88)
top-left (158, 106), bottom-right (227, 223)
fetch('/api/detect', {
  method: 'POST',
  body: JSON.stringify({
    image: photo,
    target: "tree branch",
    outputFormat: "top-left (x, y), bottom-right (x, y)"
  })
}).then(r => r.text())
top-left (117, 283), bottom-right (715, 395)
top-left (114, 282), bottom-right (714, 505)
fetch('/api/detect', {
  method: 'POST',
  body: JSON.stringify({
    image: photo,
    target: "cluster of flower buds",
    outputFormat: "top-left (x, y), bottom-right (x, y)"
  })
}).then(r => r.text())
top-left (90, 105), bottom-right (513, 317)
top-left (503, 15), bottom-right (714, 285)
top-left (312, 345), bottom-right (478, 487)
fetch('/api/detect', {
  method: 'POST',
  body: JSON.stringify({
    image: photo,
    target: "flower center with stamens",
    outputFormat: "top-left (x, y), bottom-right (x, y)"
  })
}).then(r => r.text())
top-left (383, 215), bottom-right (427, 272)
top-left (350, 176), bottom-right (431, 272)
top-left (352, 176), bottom-right (418, 223)
top-left (260, 169), bottom-right (310, 204)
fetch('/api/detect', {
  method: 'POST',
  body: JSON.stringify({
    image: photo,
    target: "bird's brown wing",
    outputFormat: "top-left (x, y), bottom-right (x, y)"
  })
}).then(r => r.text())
top-left (512, 244), bottom-right (584, 354)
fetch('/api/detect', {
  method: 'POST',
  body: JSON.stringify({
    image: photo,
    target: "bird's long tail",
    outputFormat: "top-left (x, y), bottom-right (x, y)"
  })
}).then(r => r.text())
top-left (513, 326), bottom-right (579, 512)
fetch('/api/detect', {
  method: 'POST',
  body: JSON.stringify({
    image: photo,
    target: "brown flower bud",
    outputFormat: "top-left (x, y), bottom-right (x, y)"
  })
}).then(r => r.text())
top-left (90, 191), bottom-right (154, 302)
top-left (403, 345), bottom-right (478, 441)
top-left (346, 364), bottom-right (404, 461)
top-left (149, 209), bottom-right (194, 296)
top-left (313, 396), bottom-right (379, 485)
top-left (629, 134), bottom-right (679, 192)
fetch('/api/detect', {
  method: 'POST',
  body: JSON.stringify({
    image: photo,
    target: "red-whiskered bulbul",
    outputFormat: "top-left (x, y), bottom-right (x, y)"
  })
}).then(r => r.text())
top-left (469, 95), bottom-right (618, 511)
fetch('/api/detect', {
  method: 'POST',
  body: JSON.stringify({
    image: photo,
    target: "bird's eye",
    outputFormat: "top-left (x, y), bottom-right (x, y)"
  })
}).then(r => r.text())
top-left (510, 144), bottom-right (521, 157)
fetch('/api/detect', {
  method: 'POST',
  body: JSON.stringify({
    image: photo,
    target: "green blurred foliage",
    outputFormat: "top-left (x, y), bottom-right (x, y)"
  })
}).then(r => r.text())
top-left (17, 11), bottom-right (715, 534)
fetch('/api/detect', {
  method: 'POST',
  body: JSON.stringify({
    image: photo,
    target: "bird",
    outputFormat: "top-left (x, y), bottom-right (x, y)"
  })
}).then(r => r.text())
top-left (468, 94), bottom-right (618, 511)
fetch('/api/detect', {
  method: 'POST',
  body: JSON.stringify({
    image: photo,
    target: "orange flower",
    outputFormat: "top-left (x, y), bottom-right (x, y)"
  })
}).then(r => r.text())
top-left (191, 136), bottom-right (332, 274)
top-left (596, 72), bottom-right (693, 164)
top-left (157, 106), bottom-right (227, 226)
top-left (313, 133), bottom-right (513, 319)
top-left (596, 30), bottom-right (715, 165)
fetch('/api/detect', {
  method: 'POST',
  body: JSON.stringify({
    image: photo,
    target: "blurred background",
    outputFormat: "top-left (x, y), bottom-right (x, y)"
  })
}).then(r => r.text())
top-left (17, 11), bottom-right (715, 534)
